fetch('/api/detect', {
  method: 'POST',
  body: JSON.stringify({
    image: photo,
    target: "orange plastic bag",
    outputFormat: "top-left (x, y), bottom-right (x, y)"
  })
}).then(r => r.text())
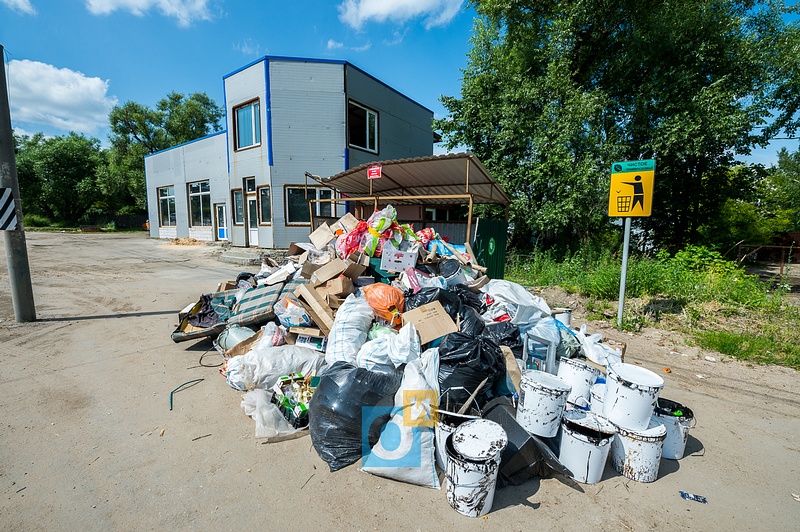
top-left (362, 283), bottom-right (405, 328)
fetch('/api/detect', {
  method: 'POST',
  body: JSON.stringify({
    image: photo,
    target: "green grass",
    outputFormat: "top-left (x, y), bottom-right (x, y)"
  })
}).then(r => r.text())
top-left (506, 245), bottom-right (800, 370)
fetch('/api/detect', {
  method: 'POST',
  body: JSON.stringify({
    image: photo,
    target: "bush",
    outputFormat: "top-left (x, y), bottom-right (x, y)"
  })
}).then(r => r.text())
top-left (23, 214), bottom-right (51, 227)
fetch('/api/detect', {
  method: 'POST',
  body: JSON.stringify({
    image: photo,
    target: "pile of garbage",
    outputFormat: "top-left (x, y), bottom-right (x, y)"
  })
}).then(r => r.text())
top-left (172, 205), bottom-right (695, 517)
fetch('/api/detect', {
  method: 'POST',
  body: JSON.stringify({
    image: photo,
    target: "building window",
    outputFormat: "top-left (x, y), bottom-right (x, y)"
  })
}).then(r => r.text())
top-left (188, 181), bottom-right (212, 227)
top-left (348, 100), bottom-right (378, 153)
top-left (245, 177), bottom-right (256, 193)
top-left (259, 186), bottom-right (272, 225)
top-left (232, 189), bottom-right (244, 225)
top-left (234, 100), bottom-right (261, 150)
top-left (285, 186), bottom-right (336, 225)
top-left (158, 186), bottom-right (176, 227)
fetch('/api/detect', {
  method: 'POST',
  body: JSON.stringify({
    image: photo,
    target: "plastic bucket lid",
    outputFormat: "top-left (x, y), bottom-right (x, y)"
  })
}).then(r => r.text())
top-left (563, 409), bottom-right (616, 436)
top-left (614, 417), bottom-right (667, 441)
top-left (608, 363), bottom-right (664, 391)
top-left (560, 357), bottom-right (601, 375)
top-left (452, 419), bottom-right (508, 462)
top-left (521, 369), bottom-right (572, 393)
top-left (438, 259), bottom-right (462, 278)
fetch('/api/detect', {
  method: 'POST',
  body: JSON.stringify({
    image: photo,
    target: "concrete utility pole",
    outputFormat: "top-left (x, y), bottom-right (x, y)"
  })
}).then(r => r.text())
top-left (0, 44), bottom-right (36, 322)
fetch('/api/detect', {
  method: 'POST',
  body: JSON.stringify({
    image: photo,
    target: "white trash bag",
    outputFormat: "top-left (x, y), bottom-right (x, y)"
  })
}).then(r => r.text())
top-left (325, 294), bottom-right (374, 366)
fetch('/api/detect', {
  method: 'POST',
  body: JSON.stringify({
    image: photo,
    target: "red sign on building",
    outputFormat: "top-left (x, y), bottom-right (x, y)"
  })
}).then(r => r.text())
top-left (367, 164), bottom-right (382, 179)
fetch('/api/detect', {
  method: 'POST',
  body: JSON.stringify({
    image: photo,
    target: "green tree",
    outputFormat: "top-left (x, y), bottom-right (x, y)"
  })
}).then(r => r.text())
top-left (765, 148), bottom-right (800, 231)
top-left (436, 0), bottom-right (798, 251)
top-left (15, 133), bottom-right (104, 224)
top-left (107, 91), bottom-right (223, 209)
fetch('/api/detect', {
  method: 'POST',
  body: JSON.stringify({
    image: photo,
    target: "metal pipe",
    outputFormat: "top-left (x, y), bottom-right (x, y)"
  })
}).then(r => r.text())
top-left (617, 217), bottom-right (632, 327)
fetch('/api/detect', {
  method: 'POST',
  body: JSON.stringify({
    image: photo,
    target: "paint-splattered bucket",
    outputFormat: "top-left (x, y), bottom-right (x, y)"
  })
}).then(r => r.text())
top-left (558, 410), bottom-right (616, 484)
top-left (603, 363), bottom-right (664, 431)
top-left (516, 370), bottom-right (571, 438)
top-left (446, 419), bottom-right (508, 517)
top-left (610, 418), bottom-right (667, 483)
top-left (653, 398), bottom-right (695, 460)
top-left (557, 357), bottom-right (601, 405)
top-left (589, 383), bottom-right (606, 414)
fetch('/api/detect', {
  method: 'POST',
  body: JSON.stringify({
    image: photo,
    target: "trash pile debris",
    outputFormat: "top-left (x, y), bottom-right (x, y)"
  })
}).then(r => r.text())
top-left (171, 205), bottom-right (695, 517)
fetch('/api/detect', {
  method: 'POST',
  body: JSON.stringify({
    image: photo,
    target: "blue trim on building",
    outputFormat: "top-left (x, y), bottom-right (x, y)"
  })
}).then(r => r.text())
top-left (264, 60), bottom-right (274, 166)
top-left (223, 78), bottom-right (230, 174)
top-left (144, 131), bottom-right (226, 158)
top-left (221, 55), bottom-right (432, 114)
top-left (343, 148), bottom-right (349, 170)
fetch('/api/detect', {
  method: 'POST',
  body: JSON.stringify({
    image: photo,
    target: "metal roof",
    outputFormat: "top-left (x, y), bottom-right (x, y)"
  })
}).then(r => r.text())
top-left (315, 152), bottom-right (510, 206)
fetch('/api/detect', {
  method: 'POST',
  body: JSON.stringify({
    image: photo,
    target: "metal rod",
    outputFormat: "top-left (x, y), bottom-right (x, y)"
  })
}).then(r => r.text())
top-left (617, 217), bottom-right (632, 327)
top-left (0, 44), bottom-right (36, 322)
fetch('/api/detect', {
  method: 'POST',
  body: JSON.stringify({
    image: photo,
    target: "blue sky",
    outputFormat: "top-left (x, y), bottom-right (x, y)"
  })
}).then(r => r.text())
top-left (1, 0), bottom-right (475, 152)
top-left (0, 0), bottom-right (794, 165)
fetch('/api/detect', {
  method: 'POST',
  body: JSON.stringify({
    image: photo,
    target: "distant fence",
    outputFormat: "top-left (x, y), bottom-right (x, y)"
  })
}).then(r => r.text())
top-left (86, 213), bottom-right (148, 230)
top-left (738, 244), bottom-right (798, 274)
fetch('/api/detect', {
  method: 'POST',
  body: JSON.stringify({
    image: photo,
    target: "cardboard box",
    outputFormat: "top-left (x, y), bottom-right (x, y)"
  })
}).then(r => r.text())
top-left (380, 241), bottom-right (420, 273)
top-left (300, 261), bottom-right (321, 279)
top-left (401, 300), bottom-right (458, 344)
top-left (225, 329), bottom-right (263, 358)
top-left (327, 294), bottom-right (345, 309)
top-left (287, 242), bottom-right (313, 257)
top-left (330, 212), bottom-right (359, 236)
top-left (293, 283), bottom-right (335, 336)
top-left (285, 327), bottom-right (327, 351)
top-left (325, 276), bottom-right (354, 297)
top-left (216, 281), bottom-right (237, 292)
top-left (310, 258), bottom-right (347, 287)
top-left (309, 223), bottom-right (336, 250)
top-left (342, 251), bottom-right (369, 279)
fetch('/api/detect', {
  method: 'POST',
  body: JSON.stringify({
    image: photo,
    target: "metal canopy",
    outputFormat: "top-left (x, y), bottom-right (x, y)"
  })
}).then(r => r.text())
top-left (314, 152), bottom-right (510, 206)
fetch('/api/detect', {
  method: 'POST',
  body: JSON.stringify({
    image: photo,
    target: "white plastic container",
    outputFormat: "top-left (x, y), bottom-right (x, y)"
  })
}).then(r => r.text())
top-left (558, 410), bottom-right (616, 484)
top-left (590, 383), bottom-right (606, 414)
top-left (445, 419), bottom-right (508, 518)
top-left (610, 418), bottom-right (667, 483)
top-left (653, 398), bottom-right (694, 460)
top-left (603, 363), bottom-right (664, 431)
top-left (557, 357), bottom-right (601, 405)
top-left (554, 308), bottom-right (572, 326)
top-left (516, 370), bottom-right (571, 438)
top-left (435, 408), bottom-right (480, 471)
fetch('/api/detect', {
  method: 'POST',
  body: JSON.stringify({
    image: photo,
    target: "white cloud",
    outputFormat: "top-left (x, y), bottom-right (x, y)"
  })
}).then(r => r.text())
top-left (338, 0), bottom-right (464, 31)
top-left (85, 0), bottom-right (213, 27)
top-left (352, 42), bottom-right (371, 52)
top-left (233, 38), bottom-right (263, 56)
top-left (327, 39), bottom-right (344, 50)
top-left (7, 60), bottom-right (118, 135)
top-left (1, 0), bottom-right (36, 15)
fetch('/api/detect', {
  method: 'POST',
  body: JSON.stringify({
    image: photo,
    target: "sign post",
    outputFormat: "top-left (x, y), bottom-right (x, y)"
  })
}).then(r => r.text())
top-left (608, 159), bottom-right (655, 327)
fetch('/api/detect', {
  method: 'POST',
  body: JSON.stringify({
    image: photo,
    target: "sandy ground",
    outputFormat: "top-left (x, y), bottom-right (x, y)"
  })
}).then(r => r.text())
top-left (1, 232), bottom-right (799, 531)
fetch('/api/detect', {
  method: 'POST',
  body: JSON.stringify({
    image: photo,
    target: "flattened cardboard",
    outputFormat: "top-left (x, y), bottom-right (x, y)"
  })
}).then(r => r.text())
top-left (309, 258), bottom-right (347, 287)
top-left (309, 223), bottom-right (336, 250)
top-left (300, 261), bottom-right (321, 279)
top-left (401, 301), bottom-right (458, 344)
top-left (287, 242), bottom-right (313, 256)
top-left (293, 283), bottom-right (334, 336)
top-left (327, 294), bottom-right (345, 309)
top-left (330, 213), bottom-right (359, 236)
top-left (467, 274), bottom-right (490, 293)
top-left (226, 329), bottom-right (262, 358)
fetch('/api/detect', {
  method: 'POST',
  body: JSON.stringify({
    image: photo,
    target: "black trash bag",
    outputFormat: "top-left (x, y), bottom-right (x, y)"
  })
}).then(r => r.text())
top-left (484, 322), bottom-right (524, 359)
top-left (448, 284), bottom-right (487, 314)
top-left (457, 304), bottom-right (486, 336)
top-left (404, 287), bottom-right (461, 320)
top-left (482, 397), bottom-right (572, 487)
top-left (309, 362), bottom-right (402, 472)
top-left (236, 271), bottom-right (256, 289)
top-left (438, 332), bottom-right (506, 408)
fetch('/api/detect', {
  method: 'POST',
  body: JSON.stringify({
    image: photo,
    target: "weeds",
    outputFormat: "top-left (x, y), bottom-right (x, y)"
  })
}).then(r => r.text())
top-left (506, 244), bottom-right (800, 370)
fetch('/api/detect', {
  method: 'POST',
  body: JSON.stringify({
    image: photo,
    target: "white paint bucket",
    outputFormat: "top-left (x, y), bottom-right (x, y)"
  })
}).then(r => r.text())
top-left (446, 419), bottom-right (508, 518)
top-left (516, 370), bottom-right (571, 438)
top-left (603, 363), bottom-right (664, 431)
top-left (610, 418), bottom-right (667, 483)
top-left (554, 308), bottom-right (572, 326)
top-left (557, 357), bottom-right (601, 405)
top-left (653, 398), bottom-right (695, 460)
top-left (439, 259), bottom-right (467, 287)
top-left (558, 410), bottom-right (616, 484)
top-left (590, 383), bottom-right (606, 414)
top-left (435, 389), bottom-right (481, 470)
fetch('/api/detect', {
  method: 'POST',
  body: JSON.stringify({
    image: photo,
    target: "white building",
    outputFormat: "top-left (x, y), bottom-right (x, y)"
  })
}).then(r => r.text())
top-left (145, 56), bottom-right (436, 248)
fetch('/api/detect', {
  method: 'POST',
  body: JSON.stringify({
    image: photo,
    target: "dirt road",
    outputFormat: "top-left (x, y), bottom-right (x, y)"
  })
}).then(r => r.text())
top-left (1, 232), bottom-right (798, 530)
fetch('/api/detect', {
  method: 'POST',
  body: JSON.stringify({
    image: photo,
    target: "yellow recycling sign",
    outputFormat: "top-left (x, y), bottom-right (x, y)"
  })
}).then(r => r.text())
top-left (608, 159), bottom-right (655, 217)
